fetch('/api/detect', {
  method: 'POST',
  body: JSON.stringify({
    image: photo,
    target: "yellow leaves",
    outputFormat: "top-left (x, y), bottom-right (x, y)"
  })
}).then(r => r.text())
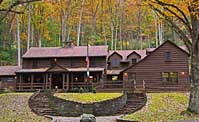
top-left (146, 0), bottom-right (190, 22)
top-left (20, 32), bottom-right (27, 41)
top-left (43, 30), bottom-right (51, 41)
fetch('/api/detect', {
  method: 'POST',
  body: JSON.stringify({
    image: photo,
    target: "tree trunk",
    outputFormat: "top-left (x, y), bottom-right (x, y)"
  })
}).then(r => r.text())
top-left (188, 50), bottom-right (199, 113)
top-left (77, 0), bottom-right (85, 46)
top-left (114, 20), bottom-right (118, 50)
top-left (102, 22), bottom-right (107, 45)
top-left (137, 3), bottom-right (143, 50)
top-left (155, 13), bottom-right (158, 48)
top-left (27, 3), bottom-right (31, 50)
top-left (16, 13), bottom-right (21, 66)
top-left (61, 0), bottom-right (71, 45)
top-left (188, 17), bottom-right (199, 113)
top-left (91, 0), bottom-right (98, 35)
top-left (111, 24), bottom-right (114, 50)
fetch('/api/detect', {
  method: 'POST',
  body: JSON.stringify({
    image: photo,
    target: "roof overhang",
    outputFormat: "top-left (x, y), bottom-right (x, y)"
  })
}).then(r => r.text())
top-left (16, 68), bottom-right (48, 73)
top-left (67, 67), bottom-right (104, 72)
top-left (106, 70), bottom-right (123, 75)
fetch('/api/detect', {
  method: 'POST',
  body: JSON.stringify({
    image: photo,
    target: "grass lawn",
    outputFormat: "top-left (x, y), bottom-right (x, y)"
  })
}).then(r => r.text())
top-left (123, 93), bottom-right (199, 122)
top-left (55, 93), bottom-right (122, 103)
top-left (0, 93), bottom-right (50, 122)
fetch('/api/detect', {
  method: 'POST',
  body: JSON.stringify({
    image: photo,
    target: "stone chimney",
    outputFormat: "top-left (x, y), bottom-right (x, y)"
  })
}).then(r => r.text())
top-left (63, 41), bottom-right (74, 48)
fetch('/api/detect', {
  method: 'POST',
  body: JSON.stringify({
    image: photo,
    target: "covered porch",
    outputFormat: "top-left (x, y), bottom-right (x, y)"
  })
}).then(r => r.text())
top-left (67, 67), bottom-right (103, 90)
top-left (15, 67), bottom-right (104, 91)
top-left (16, 68), bottom-right (69, 91)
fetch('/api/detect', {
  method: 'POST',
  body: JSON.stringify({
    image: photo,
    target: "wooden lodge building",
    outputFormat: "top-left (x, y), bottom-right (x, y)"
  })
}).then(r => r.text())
top-left (0, 41), bottom-right (190, 92)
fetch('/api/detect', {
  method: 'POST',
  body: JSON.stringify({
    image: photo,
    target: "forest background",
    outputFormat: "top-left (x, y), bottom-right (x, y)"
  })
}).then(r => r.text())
top-left (0, 0), bottom-right (184, 65)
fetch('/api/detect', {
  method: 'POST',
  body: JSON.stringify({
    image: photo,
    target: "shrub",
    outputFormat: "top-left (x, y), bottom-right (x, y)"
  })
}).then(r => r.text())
top-left (70, 88), bottom-right (79, 93)
top-left (79, 87), bottom-right (84, 93)
top-left (92, 88), bottom-right (96, 93)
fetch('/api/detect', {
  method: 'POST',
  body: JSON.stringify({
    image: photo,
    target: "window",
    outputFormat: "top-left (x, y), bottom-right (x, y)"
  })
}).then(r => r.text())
top-left (128, 73), bottom-right (136, 81)
top-left (112, 76), bottom-right (118, 81)
top-left (32, 60), bottom-right (38, 68)
top-left (165, 52), bottom-right (171, 60)
top-left (7, 77), bottom-right (14, 82)
top-left (90, 59), bottom-right (95, 66)
top-left (132, 58), bottom-right (137, 64)
top-left (112, 59), bottom-right (119, 67)
top-left (162, 72), bottom-right (178, 83)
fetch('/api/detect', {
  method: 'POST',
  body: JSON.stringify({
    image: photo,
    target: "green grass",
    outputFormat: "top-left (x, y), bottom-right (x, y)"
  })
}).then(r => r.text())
top-left (55, 93), bottom-right (122, 103)
top-left (0, 92), bottom-right (50, 122)
top-left (123, 93), bottom-right (199, 122)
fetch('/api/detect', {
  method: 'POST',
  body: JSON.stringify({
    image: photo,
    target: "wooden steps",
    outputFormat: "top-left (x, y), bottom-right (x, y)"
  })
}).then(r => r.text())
top-left (115, 93), bottom-right (147, 115)
top-left (29, 91), bottom-right (58, 116)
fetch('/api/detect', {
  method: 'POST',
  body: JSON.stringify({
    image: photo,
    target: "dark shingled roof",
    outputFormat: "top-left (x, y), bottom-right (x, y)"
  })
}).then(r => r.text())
top-left (23, 46), bottom-right (108, 58)
top-left (0, 66), bottom-right (22, 76)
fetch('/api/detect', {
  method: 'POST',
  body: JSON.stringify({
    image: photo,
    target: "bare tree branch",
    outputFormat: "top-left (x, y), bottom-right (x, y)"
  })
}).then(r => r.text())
top-left (149, 0), bottom-right (192, 33)
top-left (151, 0), bottom-right (190, 27)
top-left (0, 0), bottom-right (41, 21)
top-left (148, 3), bottom-right (192, 52)
top-left (0, 9), bottom-right (24, 14)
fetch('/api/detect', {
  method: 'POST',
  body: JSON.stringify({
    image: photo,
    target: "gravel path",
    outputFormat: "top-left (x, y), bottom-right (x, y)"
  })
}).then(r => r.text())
top-left (51, 116), bottom-right (120, 122)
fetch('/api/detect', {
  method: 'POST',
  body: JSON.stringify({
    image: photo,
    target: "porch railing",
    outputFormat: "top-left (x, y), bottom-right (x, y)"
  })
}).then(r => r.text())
top-left (16, 83), bottom-right (50, 90)
top-left (103, 80), bottom-right (124, 88)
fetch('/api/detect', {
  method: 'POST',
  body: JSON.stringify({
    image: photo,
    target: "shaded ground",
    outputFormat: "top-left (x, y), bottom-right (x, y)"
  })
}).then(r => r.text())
top-left (52, 116), bottom-right (119, 122)
top-left (123, 93), bottom-right (199, 122)
top-left (0, 93), bottom-right (50, 122)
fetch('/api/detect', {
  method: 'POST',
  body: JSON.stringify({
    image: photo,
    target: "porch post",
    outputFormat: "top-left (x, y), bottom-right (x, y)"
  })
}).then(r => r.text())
top-left (63, 73), bottom-right (65, 89)
top-left (43, 74), bottom-right (45, 89)
top-left (50, 73), bottom-right (52, 89)
top-left (84, 73), bottom-right (87, 89)
top-left (71, 73), bottom-right (73, 89)
top-left (67, 73), bottom-right (69, 90)
top-left (31, 74), bottom-right (34, 90)
top-left (97, 73), bottom-right (100, 82)
top-left (19, 74), bottom-right (22, 90)
top-left (45, 73), bottom-right (48, 89)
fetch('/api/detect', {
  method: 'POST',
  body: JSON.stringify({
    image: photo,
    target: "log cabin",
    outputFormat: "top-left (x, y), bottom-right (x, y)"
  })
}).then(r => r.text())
top-left (0, 66), bottom-right (21, 90)
top-left (0, 40), bottom-right (190, 92)
top-left (122, 40), bottom-right (189, 92)
top-left (14, 42), bottom-right (108, 91)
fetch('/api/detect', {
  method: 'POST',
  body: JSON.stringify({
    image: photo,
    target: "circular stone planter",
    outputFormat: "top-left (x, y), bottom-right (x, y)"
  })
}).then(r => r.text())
top-left (29, 91), bottom-right (127, 117)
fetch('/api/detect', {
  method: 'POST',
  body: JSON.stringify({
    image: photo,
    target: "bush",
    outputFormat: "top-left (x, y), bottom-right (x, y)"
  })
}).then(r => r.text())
top-left (70, 88), bottom-right (79, 93)
top-left (79, 87), bottom-right (84, 93)
top-left (91, 88), bottom-right (96, 93)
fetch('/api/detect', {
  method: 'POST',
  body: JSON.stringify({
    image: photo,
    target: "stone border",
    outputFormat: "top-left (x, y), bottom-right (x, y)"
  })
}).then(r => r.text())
top-left (29, 91), bottom-right (127, 116)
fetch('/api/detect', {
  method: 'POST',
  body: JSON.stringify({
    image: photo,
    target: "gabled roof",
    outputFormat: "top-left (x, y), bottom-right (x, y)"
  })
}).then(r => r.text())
top-left (108, 51), bottom-right (123, 60)
top-left (127, 51), bottom-right (141, 59)
top-left (122, 40), bottom-right (189, 72)
top-left (0, 66), bottom-right (21, 76)
top-left (46, 62), bottom-right (68, 72)
top-left (109, 50), bottom-right (147, 61)
top-left (23, 45), bottom-right (108, 58)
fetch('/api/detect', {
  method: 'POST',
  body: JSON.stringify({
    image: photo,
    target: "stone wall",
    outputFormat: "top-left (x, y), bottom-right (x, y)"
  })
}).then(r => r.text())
top-left (34, 92), bottom-right (127, 116)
